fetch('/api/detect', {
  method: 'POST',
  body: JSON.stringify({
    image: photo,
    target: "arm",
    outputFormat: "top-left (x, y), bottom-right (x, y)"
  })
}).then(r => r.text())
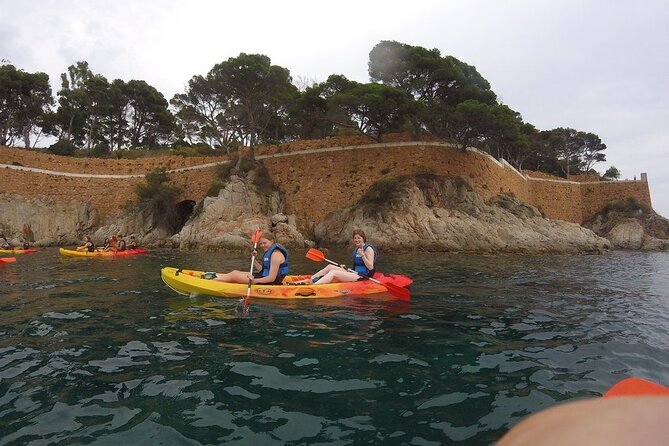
top-left (253, 250), bottom-right (284, 284)
top-left (361, 246), bottom-right (375, 270)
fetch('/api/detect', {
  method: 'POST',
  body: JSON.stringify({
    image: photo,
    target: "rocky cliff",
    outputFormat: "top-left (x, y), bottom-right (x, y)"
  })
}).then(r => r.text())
top-left (584, 197), bottom-right (669, 250)
top-left (172, 172), bottom-right (308, 251)
top-left (315, 174), bottom-right (611, 254)
top-left (0, 193), bottom-right (98, 246)
top-left (5, 171), bottom-right (666, 254)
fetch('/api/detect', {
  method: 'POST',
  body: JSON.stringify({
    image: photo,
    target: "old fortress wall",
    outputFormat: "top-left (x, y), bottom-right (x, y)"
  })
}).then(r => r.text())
top-left (0, 135), bottom-right (652, 228)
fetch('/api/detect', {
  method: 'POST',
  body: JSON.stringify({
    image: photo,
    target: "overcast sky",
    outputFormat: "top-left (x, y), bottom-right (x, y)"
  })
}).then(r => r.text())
top-left (3, 0), bottom-right (668, 217)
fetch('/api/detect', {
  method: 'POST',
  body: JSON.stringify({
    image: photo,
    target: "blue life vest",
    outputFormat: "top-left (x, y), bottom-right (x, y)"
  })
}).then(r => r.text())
top-left (261, 243), bottom-right (289, 277)
top-left (353, 243), bottom-right (377, 276)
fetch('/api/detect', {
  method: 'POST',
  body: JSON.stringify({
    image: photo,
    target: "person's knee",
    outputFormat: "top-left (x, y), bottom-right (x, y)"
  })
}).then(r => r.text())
top-left (498, 397), bottom-right (669, 446)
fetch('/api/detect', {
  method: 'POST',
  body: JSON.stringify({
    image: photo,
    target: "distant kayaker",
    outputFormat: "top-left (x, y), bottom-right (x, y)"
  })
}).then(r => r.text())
top-left (76, 236), bottom-right (96, 252)
top-left (99, 238), bottom-right (112, 251)
top-left (116, 235), bottom-right (127, 252)
top-left (215, 232), bottom-right (289, 285)
top-left (127, 235), bottom-right (138, 249)
top-left (308, 229), bottom-right (377, 284)
top-left (0, 234), bottom-right (12, 250)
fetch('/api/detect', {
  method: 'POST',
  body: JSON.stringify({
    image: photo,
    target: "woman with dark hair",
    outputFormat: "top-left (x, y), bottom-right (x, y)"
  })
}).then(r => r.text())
top-left (76, 236), bottom-right (96, 253)
top-left (214, 231), bottom-right (289, 285)
top-left (308, 229), bottom-right (377, 284)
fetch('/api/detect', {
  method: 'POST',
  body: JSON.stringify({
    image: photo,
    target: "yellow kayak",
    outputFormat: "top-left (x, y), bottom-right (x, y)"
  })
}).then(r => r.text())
top-left (0, 248), bottom-right (38, 254)
top-left (59, 247), bottom-right (149, 257)
top-left (161, 267), bottom-right (412, 299)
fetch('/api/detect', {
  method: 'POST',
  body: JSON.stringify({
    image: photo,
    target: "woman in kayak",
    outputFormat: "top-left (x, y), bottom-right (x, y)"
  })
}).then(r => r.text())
top-left (76, 236), bottom-right (96, 252)
top-left (309, 229), bottom-right (377, 284)
top-left (99, 238), bottom-right (112, 251)
top-left (214, 232), bottom-right (289, 285)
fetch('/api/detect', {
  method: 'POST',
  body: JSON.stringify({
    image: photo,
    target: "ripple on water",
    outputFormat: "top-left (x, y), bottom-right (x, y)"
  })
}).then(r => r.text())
top-left (2, 249), bottom-right (669, 444)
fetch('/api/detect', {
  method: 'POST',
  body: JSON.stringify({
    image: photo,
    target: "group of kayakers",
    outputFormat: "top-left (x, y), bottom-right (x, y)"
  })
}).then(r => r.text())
top-left (0, 233), bottom-right (31, 250)
top-left (76, 234), bottom-right (139, 253)
top-left (213, 228), bottom-right (377, 286)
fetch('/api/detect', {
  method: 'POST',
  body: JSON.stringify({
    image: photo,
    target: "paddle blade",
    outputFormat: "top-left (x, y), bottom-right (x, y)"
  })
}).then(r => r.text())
top-left (251, 228), bottom-right (264, 244)
top-left (305, 248), bottom-right (326, 262)
top-left (0, 257), bottom-right (17, 264)
top-left (383, 282), bottom-right (411, 300)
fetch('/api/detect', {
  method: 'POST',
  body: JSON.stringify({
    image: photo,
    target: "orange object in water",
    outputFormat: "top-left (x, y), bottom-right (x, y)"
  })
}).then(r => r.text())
top-left (604, 377), bottom-right (669, 398)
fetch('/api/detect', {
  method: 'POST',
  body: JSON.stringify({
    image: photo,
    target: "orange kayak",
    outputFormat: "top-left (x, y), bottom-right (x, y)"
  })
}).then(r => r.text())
top-left (161, 267), bottom-right (412, 299)
top-left (59, 247), bottom-right (149, 257)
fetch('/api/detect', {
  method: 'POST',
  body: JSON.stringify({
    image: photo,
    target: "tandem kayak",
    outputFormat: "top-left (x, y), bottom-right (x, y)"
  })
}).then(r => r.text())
top-left (0, 248), bottom-right (38, 254)
top-left (161, 267), bottom-right (413, 299)
top-left (59, 247), bottom-right (149, 257)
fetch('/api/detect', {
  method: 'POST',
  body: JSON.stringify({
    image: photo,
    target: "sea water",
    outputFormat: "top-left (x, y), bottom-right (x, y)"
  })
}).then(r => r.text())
top-left (1, 248), bottom-right (668, 445)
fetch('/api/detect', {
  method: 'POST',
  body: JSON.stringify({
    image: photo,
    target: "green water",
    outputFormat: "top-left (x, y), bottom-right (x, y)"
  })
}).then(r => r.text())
top-left (1, 248), bottom-right (669, 445)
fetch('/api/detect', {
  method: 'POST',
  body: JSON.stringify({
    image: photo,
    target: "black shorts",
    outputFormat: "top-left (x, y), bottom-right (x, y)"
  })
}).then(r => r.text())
top-left (253, 272), bottom-right (285, 285)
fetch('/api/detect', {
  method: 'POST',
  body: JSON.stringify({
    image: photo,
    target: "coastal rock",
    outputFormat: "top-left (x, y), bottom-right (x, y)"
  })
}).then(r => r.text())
top-left (315, 174), bottom-right (610, 254)
top-left (0, 193), bottom-right (98, 246)
top-left (584, 197), bottom-right (669, 251)
top-left (173, 176), bottom-right (308, 251)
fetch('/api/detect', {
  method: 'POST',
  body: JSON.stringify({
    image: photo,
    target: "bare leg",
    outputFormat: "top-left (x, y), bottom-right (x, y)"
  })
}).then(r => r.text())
top-left (214, 270), bottom-right (249, 284)
top-left (310, 264), bottom-right (342, 282)
top-left (314, 269), bottom-right (360, 284)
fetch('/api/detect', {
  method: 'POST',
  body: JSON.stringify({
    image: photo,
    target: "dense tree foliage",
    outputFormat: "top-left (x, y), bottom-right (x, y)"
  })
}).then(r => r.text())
top-left (0, 40), bottom-right (612, 178)
top-left (0, 64), bottom-right (53, 148)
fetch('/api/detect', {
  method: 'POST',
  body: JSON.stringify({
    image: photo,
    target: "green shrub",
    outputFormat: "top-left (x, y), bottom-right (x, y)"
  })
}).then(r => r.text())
top-left (135, 168), bottom-right (183, 233)
top-left (601, 197), bottom-right (650, 217)
top-left (360, 177), bottom-right (401, 206)
top-left (47, 140), bottom-right (77, 156)
top-left (206, 181), bottom-right (224, 197)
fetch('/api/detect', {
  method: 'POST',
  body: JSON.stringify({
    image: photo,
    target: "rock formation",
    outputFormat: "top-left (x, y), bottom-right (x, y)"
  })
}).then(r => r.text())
top-left (584, 197), bottom-right (669, 250)
top-left (171, 173), bottom-right (308, 251)
top-left (0, 193), bottom-right (98, 246)
top-left (315, 174), bottom-right (611, 254)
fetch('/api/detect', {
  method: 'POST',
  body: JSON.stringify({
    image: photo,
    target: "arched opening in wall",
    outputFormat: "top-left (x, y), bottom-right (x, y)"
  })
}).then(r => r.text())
top-left (175, 200), bottom-right (196, 232)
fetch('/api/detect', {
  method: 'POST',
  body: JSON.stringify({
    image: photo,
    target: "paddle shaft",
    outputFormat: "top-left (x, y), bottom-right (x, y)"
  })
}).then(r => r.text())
top-left (243, 229), bottom-right (264, 310)
top-left (245, 242), bottom-right (259, 302)
top-left (320, 257), bottom-right (388, 288)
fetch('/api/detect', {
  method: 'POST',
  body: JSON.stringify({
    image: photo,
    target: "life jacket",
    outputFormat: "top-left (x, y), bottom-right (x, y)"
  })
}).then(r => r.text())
top-left (261, 244), bottom-right (289, 277)
top-left (353, 243), bottom-right (377, 276)
top-left (87, 241), bottom-right (96, 252)
top-left (117, 240), bottom-right (127, 252)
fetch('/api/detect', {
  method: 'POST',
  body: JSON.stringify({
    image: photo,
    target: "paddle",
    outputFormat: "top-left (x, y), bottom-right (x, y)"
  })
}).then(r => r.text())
top-left (305, 248), bottom-right (411, 300)
top-left (0, 257), bottom-right (17, 264)
top-left (243, 228), bottom-right (264, 311)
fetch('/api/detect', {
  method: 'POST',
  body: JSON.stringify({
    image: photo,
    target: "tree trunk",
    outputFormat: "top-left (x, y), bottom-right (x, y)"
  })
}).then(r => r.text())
top-left (66, 113), bottom-right (75, 142)
top-left (235, 145), bottom-right (243, 171)
top-left (22, 127), bottom-right (30, 149)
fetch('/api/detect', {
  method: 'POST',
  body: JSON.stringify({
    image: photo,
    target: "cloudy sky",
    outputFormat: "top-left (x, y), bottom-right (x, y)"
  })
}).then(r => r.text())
top-left (3, 0), bottom-right (668, 217)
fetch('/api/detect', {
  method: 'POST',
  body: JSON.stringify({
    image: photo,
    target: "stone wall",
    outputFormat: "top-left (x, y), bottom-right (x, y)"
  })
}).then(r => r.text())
top-left (0, 141), bottom-right (653, 228)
